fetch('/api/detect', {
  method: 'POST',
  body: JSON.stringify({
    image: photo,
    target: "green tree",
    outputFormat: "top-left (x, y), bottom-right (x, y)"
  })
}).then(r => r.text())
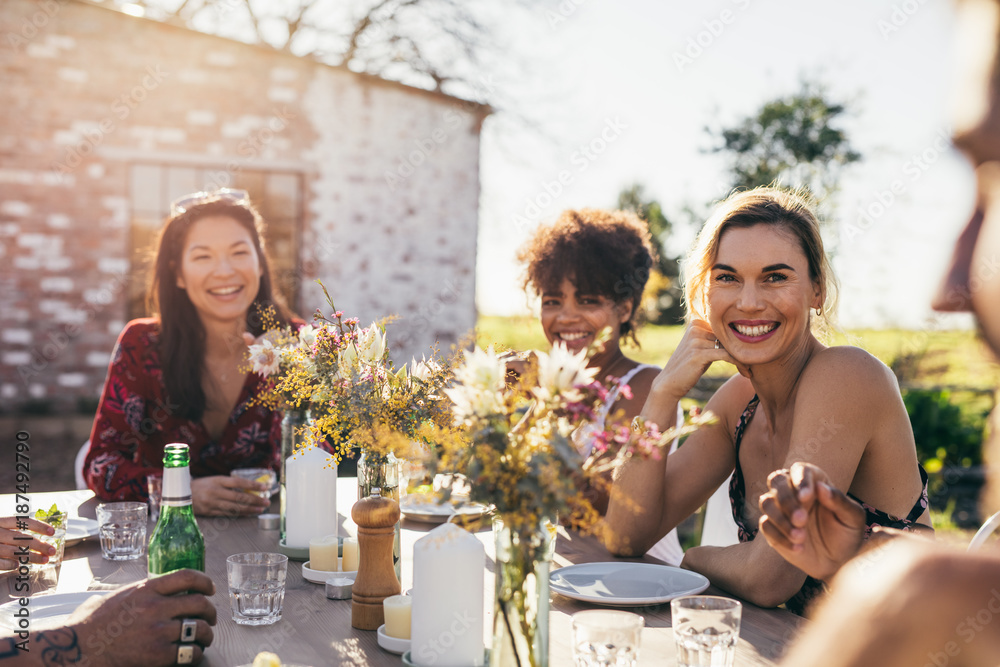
top-left (616, 185), bottom-right (685, 326)
top-left (706, 83), bottom-right (861, 205)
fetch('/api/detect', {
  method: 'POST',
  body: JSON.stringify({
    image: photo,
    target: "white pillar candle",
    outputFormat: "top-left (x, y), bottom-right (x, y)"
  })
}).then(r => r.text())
top-left (411, 523), bottom-right (485, 666)
top-left (309, 534), bottom-right (340, 572)
top-left (284, 446), bottom-right (338, 549)
top-left (383, 594), bottom-right (412, 639)
top-left (341, 537), bottom-right (359, 572)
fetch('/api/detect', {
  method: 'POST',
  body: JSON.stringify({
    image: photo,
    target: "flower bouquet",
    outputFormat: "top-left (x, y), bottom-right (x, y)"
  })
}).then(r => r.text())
top-left (248, 284), bottom-right (455, 469)
top-left (421, 342), bottom-right (710, 667)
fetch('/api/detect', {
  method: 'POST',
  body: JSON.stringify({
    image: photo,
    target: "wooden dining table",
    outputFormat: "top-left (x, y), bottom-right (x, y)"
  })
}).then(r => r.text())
top-left (1, 482), bottom-right (803, 666)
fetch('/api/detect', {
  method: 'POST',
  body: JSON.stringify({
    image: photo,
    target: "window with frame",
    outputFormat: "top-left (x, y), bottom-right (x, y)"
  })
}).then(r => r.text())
top-left (128, 164), bottom-right (303, 320)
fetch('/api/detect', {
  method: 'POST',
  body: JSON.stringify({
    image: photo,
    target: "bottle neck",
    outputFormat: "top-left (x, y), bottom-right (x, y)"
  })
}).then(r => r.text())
top-left (162, 464), bottom-right (192, 507)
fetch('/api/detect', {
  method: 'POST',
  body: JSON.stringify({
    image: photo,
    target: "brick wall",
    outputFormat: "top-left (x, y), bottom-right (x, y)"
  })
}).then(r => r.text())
top-left (0, 0), bottom-right (486, 411)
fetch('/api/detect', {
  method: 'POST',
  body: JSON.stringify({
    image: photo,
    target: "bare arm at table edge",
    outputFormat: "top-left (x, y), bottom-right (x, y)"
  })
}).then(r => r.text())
top-left (603, 321), bottom-right (743, 556)
top-left (0, 570), bottom-right (216, 667)
top-left (602, 375), bottom-right (745, 557)
top-left (780, 542), bottom-right (1000, 667)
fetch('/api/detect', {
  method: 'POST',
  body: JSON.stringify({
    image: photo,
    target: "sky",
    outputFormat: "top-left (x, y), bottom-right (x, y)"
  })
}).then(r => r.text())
top-left (475, 0), bottom-right (978, 331)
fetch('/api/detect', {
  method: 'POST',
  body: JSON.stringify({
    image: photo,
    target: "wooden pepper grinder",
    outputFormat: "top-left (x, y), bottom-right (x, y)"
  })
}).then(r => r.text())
top-left (351, 488), bottom-right (401, 630)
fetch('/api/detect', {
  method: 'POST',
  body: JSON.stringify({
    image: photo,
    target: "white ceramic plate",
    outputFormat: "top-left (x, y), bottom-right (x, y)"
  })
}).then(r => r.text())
top-left (65, 518), bottom-right (100, 547)
top-left (301, 561), bottom-right (357, 585)
top-left (399, 498), bottom-right (487, 524)
top-left (548, 562), bottom-right (709, 606)
top-left (0, 591), bottom-right (110, 630)
top-left (377, 624), bottom-right (410, 655)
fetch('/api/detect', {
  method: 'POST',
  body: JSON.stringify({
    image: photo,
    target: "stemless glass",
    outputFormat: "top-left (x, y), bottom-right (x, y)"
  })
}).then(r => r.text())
top-left (227, 553), bottom-right (288, 626)
top-left (572, 609), bottom-right (644, 667)
top-left (34, 513), bottom-right (67, 567)
top-left (671, 596), bottom-right (742, 667)
top-left (96, 502), bottom-right (147, 561)
top-left (231, 467), bottom-right (276, 499)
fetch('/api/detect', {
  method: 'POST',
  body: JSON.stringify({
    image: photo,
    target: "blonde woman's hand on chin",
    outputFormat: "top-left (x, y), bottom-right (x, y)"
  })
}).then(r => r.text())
top-left (650, 320), bottom-right (746, 401)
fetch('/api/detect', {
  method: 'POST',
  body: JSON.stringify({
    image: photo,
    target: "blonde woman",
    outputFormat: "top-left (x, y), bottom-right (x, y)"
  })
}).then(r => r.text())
top-left (605, 188), bottom-right (930, 613)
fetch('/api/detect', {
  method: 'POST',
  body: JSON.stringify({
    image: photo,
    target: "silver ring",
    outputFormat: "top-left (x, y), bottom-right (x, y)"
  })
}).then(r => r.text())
top-left (714, 339), bottom-right (721, 349)
top-left (177, 645), bottom-right (195, 664)
top-left (180, 618), bottom-right (198, 643)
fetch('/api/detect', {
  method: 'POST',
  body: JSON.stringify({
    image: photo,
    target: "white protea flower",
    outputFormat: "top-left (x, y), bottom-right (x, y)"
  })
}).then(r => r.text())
top-left (410, 356), bottom-right (440, 383)
top-left (533, 344), bottom-right (598, 402)
top-left (356, 323), bottom-right (387, 365)
top-left (338, 342), bottom-right (359, 379)
top-left (298, 324), bottom-right (318, 350)
top-left (444, 385), bottom-right (505, 422)
top-left (249, 339), bottom-right (282, 377)
top-left (453, 346), bottom-right (506, 393)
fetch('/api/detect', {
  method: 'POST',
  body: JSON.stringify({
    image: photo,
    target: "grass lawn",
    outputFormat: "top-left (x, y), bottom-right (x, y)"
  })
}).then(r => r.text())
top-left (476, 315), bottom-right (1000, 393)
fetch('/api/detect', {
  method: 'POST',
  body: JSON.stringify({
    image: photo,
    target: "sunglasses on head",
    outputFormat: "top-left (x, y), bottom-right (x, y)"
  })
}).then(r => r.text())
top-left (170, 188), bottom-right (250, 216)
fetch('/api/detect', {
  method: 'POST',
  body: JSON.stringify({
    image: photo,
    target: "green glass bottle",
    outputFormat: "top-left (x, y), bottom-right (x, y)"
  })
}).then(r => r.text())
top-left (148, 443), bottom-right (205, 575)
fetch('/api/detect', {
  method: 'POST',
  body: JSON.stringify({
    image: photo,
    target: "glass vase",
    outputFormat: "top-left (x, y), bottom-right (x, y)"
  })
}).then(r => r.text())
top-left (279, 407), bottom-right (311, 545)
top-left (491, 516), bottom-right (554, 667)
top-left (357, 449), bottom-right (402, 579)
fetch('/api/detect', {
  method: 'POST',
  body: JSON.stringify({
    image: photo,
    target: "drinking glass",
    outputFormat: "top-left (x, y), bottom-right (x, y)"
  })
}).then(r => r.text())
top-left (670, 596), bottom-right (742, 667)
top-left (227, 553), bottom-right (288, 626)
top-left (96, 502), bottom-right (147, 561)
top-left (572, 609), bottom-right (644, 667)
top-left (146, 473), bottom-right (162, 523)
top-left (231, 467), bottom-right (277, 499)
top-left (30, 512), bottom-right (68, 580)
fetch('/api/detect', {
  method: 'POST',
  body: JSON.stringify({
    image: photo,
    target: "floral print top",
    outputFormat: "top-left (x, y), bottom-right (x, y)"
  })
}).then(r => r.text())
top-left (84, 318), bottom-right (281, 502)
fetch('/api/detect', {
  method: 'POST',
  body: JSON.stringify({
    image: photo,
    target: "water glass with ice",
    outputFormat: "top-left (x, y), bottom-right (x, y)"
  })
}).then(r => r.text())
top-left (227, 552), bottom-right (288, 626)
top-left (571, 609), bottom-right (644, 667)
top-left (26, 512), bottom-right (67, 593)
top-left (32, 512), bottom-right (67, 569)
top-left (670, 596), bottom-right (742, 667)
top-left (96, 502), bottom-right (147, 561)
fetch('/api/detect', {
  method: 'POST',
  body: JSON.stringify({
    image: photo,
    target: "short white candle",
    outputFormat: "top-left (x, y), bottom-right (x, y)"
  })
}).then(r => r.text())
top-left (383, 594), bottom-right (412, 639)
top-left (284, 446), bottom-right (338, 548)
top-left (341, 537), bottom-right (359, 572)
top-left (309, 534), bottom-right (340, 572)
top-left (411, 523), bottom-right (485, 666)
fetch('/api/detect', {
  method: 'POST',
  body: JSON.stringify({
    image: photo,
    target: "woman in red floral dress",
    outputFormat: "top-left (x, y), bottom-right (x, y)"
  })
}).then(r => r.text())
top-left (85, 189), bottom-right (298, 516)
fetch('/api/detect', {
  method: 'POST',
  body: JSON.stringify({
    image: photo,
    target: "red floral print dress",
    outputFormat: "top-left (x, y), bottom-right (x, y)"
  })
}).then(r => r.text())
top-left (84, 318), bottom-right (281, 501)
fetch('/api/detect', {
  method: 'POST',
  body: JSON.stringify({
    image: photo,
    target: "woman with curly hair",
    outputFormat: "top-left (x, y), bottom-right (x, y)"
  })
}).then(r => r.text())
top-left (519, 208), bottom-right (683, 564)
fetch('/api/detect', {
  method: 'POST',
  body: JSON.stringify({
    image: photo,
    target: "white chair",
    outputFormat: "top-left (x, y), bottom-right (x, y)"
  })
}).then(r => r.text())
top-left (701, 474), bottom-right (739, 547)
top-left (74, 440), bottom-right (90, 490)
top-left (968, 510), bottom-right (1000, 552)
